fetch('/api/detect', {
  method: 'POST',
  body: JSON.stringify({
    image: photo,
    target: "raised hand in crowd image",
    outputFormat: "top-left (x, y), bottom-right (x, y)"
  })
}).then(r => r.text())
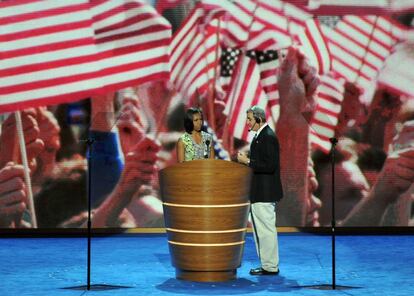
top-left (34, 92), bottom-right (163, 228)
top-left (335, 81), bottom-right (364, 138)
top-left (305, 157), bottom-right (322, 227)
top-left (117, 92), bottom-right (147, 153)
top-left (341, 119), bottom-right (414, 227)
top-left (271, 45), bottom-right (414, 228)
top-left (0, 89), bottom-right (169, 228)
top-left (361, 89), bottom-right (403, 150)
top-left (116, 89), bottom-right (165, 227)
top-left (91, 136), bottom-right (160, 228)
top-left (177, 107), bottom-right (214, 162)
top-left (0, 109), bottom-right (45, 228)
top-left (313, 99), bottom-right (414, 227)
top-left (31, 107), bottom-right (61, 185)
top-left (313, 144), bottom-right (371, 226)
top-left (273, 46), bottom-right (321, 227)
top-left (0, 109), bottom-right (44, 171)
top-left (0, 163), bottom-right (28, 228)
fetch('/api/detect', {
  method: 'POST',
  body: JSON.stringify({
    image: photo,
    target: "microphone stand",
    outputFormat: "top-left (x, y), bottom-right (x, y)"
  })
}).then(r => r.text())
top-left (295, 98), bottom-right (359, 290)
top-left (329, 137), bottom-right (338, 290)
top-left (86, 138), bottom-right (94, 290)
top-left (300, 137), bottom-right (358, 291)
top-left (204, 140), bottom-right (211, 159)
top-left (64, 120), bottom-right (130, 291)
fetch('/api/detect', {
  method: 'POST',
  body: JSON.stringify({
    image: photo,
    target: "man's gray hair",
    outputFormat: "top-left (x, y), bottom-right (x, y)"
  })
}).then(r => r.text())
top-left (246, 105), bottom-right (266, 122)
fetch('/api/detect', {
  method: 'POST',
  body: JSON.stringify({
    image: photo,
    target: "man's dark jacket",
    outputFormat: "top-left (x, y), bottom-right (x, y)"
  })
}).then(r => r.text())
top-left (249, 125), bottom-right (283, 203)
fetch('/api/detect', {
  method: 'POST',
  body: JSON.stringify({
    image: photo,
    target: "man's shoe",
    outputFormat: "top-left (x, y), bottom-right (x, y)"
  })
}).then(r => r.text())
top-left (249, 267), bottom-right (279, 275)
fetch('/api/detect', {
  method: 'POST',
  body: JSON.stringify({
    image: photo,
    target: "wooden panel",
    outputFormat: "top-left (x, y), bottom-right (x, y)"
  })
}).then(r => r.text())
top-left (167, 230), bottom-right (246, 244)
top-left (169, 244), bottom-right (245, 271)
top-left (163, 205), bottom-right (250, 231)
top-left (159, 159), bottom-right (252, 205)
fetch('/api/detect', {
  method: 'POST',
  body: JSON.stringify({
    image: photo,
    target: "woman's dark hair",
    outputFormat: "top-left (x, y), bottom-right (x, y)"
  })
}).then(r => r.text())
top-left (184, 107), bottom-right (203, 133)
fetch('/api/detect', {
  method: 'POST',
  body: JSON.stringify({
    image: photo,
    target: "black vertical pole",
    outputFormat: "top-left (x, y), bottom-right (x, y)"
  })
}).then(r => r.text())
top-left (63, 136), bottom-right (128, 291)
top-left (329, 137), bottom-right (338, 290)
top-left (86, 138), bottom-right (94, 291)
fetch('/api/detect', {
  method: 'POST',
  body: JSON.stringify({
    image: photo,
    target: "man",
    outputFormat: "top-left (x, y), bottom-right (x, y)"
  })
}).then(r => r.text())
top-left (237, 105), bottom-right (283, 275)
top-left (237, 47), bottom-right (320, 274)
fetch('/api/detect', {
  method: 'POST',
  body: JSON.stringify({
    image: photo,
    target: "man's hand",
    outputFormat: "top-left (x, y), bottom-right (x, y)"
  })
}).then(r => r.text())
top-left (237, 151), bottom-right (249, 165)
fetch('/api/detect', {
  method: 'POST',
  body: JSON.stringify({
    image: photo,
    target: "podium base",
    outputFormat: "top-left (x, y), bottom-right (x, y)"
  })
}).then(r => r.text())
top-left (63, 284), bottom-right (131, 291)
top-left (176, 269), bottom-right (237, 282)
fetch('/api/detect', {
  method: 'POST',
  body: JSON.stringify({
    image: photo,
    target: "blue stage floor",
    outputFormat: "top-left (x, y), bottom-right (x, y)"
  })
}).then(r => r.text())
top-left (1, 233), bottom-right (413, 296)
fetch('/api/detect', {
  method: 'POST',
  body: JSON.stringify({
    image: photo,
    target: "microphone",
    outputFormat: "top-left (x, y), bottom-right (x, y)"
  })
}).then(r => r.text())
top-left (204, 140), bottom-right (211, 159)
top-left (249, 122), bottom-right (256, 132)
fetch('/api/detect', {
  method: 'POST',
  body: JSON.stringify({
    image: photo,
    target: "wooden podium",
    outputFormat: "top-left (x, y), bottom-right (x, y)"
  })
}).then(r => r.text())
top-left (158, 159), bottom-right (252, 282)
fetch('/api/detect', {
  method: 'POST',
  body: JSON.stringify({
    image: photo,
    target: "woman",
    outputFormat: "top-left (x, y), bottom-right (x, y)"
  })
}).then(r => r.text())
top-left (177, 108), bottom-right (214, 162)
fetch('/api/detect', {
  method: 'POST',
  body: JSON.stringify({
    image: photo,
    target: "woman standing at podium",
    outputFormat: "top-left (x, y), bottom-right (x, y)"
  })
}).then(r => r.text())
top-left (177, 108), bottom-right (214, 162)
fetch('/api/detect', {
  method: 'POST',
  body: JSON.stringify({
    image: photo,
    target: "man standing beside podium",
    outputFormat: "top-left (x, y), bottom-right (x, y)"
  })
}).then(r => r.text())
top-left (237, 47), bottom-right (319, 275)
top-left (237, 105), bottom-right (283, 275)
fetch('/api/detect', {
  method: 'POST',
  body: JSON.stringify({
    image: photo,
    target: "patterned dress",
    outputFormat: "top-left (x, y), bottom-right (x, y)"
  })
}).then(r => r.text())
top-left (180, 131), bottom-right (213, 161)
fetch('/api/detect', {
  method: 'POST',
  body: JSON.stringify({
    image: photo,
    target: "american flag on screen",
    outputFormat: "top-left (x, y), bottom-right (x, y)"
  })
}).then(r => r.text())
top-left (201, 0), bottom-right (329, 78)
top-left (255, 1), bottom-right (331, 75)
top-left (308, 0), bottom-right (414, 15)
top-left (202, 0), bottom-right (307, 51)
top-left (156, 0), bottom-right (187, 14)
top-left (201, 0), bottom-right (257, 49)
top-left (223, 54), bottom-right (268, 141)
top-left (220, 48), bottom-right (280, 123)
top-left (0, 0), bottom-right (171, 113)
top-left (246, 50), bottom-right (280, 124)
top-left (310, 73), bottom-right (345, 153)
top-left (254, 0), bottom-right (311, 46)
top-left (219, 48), bottom-right (242, 94)
top-left (237, 1), bottom-right (330, 74)
top-left (169, 4), bottom-right (221, 104)
top-left (321, 15), bottom-right (403, 92)
top-left (378, 44), bottom-right (414, 98)
top-left (297, 18), bottom-right (331, 75)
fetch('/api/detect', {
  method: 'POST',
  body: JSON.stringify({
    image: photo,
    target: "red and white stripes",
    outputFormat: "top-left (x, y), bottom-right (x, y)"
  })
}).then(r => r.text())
top-left (0, 0), bottom-right (171, 113)
top-left (170, 4), bottom-right (220, 103)
top-left (322, 15), bottom-right (401, 92)
top-left (310, 73), bottom-right (345, 152)
top-left (223, 55), bottom-right (268, 141)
